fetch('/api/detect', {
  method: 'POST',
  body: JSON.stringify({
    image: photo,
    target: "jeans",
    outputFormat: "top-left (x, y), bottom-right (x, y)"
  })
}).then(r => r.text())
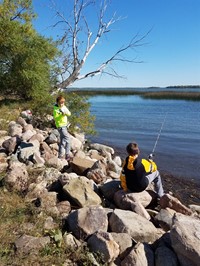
top-left (146, 170), bottom-right (164, 197)
top-left (58, 126), bottom-right (70, 158)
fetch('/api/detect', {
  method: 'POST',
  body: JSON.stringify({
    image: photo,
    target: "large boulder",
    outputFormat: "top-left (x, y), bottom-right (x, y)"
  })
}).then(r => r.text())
top-left (99, 180), bottom-right (121, 201)
top-left (109, 209), bottom-right (161, 243)
top-left (121, 243), bottom-right (154, 266)
top-left (63, 176), bottom-right (101, 207)
top-left (170, 213), bottom-right (200, 266)
top-left (5, 158), bottom-right (29, 192)
top-left (66, 206), bottom-right (108, 240)
top-left (87, 231), bottom-right (120, 263)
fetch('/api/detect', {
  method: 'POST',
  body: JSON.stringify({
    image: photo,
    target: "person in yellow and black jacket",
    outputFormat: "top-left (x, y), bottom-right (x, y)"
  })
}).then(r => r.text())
top-left (120, 142), bottom-right (164, 198)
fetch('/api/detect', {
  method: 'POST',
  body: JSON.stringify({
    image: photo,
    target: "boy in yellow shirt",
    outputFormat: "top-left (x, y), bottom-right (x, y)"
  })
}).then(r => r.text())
top-left (53, 95), bottom-right (71, 161)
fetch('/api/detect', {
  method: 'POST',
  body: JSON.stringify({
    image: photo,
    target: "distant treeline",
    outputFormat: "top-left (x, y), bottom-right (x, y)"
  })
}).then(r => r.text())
top-left (166, 85), bottom-right (200, 88)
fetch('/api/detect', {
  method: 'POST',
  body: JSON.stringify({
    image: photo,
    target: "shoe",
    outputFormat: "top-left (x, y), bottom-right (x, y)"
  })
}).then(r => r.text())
top-left (65, 154), bottom-right (72, 161)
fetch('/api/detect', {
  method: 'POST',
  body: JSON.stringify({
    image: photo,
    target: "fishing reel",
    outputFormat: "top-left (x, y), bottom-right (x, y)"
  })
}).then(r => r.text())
top-left (148, 153), bottom-right (155, 161)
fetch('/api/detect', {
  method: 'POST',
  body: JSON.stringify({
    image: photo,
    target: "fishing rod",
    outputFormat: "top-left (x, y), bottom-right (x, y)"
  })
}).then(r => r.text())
top-left (148, 112), bottom-right (168, 160)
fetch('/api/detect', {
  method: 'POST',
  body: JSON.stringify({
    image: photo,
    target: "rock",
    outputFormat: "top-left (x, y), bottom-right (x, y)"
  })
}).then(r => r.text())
top-left (63, 177), bottom-right (102, 207)
top-left (45, 129), bottom-right (59, 144)
top-left (45, 156), bottom-right (67, 170)
top-left (2, 136), bottom-right (21, 154)
top-left (170, 213), bottom-right (200, 266)
top-left (110, 232), bottom-right (133, 259)
top-left (160, 193), bottom-right (193, 215)
top-left (66, 206), bottom-right (108, 240)
top-left (15, 234), bottom-right (50, 255)
top-left (23, 124), bottom-right (34, 132)
top-left (32, 151), bottom-right (45, 165)
top-left (40, 191), bottom-right (59, 216)
top-left (189, 204), bottom-right (200, 214)
top-left (155, 244), bottom-right (179, 266)
top-left (155, 208), bottom-right (176, 231)
top-left (21, 129), bottom-right (35, 141)
top-left (21, 110), bottom-right (32, 121)
top-left (90, 143), bottom-right (114, 155)
top-left (18, 141), bottom-right (39, 163)
top-left (58, 172), bottom-right (78, 186)
top-left (56, 201), bottom-right (71, 218)
top-left (0, 152), bottom-right (8, 172)
top-left (29, 133), bottom-right (45, 143)
top-left (109, 209), bottom-right (160, 243)
top-left (16, 116), bottom-right (27, 128)
top-left (88, 149), bottom-right (104, 161)
top-left (70, 156), bottom-right (95, 175)
top-left (44, 216), bottom-right (59, 230)
top-left (86, 159), bottom-right (107, 184)
top-left (113, 156), bottom-right (122, 167)
top-left (107, 158), bottom-right (121, 174)
top-left (114, 190), bottom-right (155, 220)
top-left (63, 233), bottom-right (81, 249)
top-left (8, 121), bottom-right (23, 137)
top-left (99, 180), bottom-right (121, 201)
top-left (5, 159), bottom-right (29, 192)
top-left (121, 243), bottom-right (154, 266)
top-left (70, 134), bottom-right (83, 152)
top-left (87, 231), bottom-right (120, 263)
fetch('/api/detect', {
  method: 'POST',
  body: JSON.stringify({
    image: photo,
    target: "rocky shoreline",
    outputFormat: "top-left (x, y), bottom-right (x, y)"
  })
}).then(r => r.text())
top-left (0, 112), bottom-right (200, 265)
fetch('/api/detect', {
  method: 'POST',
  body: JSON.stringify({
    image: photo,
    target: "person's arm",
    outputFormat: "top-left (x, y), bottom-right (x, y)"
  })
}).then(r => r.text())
top-left (120, 161), bottom-right (128, 191)
top-left (60, 106), bottom-right (71, 116)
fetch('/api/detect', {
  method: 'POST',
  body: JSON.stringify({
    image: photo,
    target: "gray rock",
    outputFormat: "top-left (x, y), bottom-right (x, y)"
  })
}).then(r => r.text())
top-left (69, 134), bottom-right (83, 151)
top-left (90, 143), bottom-right (115, 155)
top-left (18, 141), bottom-right (39, 163)
top-left (21, 129), bottom-right (35, 141)
top-left (121, 243), bottom-right (154, 266)
top-left (109, 209), bottom-right (160, 243)
top-left (155, 208), bottom-right (176, 231)
top-left (66, 206), bottom-right (108, 240)
top-left (63, 177), bottom-right (102, 207)
top-left (99, 180), bottom-right (121, 201)
top-left (29, 133), bottom-right (45, 143)
top-left (15, 234), bottom-right (50, 254)
top-left (86, 159), bottom-right (107, 184)
top-left (8, 121), bottom-right (23, 137)
top-left (2, 136), bottom-right (21, 154)
top-left (110, 232), bottom-right (133, 259)
top-left (155, 245), bottom-right (179, 266)
top-left (170, 213), bottom-right (200, 266)
top-left (70, 156), bottom-right (95, 175)
top-left (114, 190), bottom-right (153, 220)
top-left (45, 156), bottom-right (66, 170)
top-left (63, 233), bottom-right (81, 249)
top-left (189, 204), bottom-right (200, 214)
top-left (5, 159), bottom-right (29, 192)
top-left (16, 116), bottom-right (27, 128)
top-left (87, 231), bottom-right (120, 263)
top-left (56, 201), bottom-right (71, 218)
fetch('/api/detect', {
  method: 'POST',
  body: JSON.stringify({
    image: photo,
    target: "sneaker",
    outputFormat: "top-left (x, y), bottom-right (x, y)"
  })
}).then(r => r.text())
top-left (65, 154), bottom-right (72, 161)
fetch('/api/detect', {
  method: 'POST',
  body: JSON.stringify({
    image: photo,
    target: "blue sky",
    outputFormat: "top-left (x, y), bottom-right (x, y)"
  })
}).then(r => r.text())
top-left (32, 0), bottom-right (200, 88)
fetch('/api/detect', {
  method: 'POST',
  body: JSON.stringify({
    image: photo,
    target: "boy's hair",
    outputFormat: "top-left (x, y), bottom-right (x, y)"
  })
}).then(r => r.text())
top-left (126, 143), bottom-right (140, 155)
top-left (56, 95), bottom-right (65, 104)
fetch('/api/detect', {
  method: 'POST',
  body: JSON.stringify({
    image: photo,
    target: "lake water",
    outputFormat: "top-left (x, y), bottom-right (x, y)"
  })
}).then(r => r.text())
top-left (88, 94), bottom-right (200, 183)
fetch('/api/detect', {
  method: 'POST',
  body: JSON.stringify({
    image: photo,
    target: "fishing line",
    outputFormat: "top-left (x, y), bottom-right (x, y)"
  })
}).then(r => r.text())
top-left (149, 112), bottom-right (167, 160)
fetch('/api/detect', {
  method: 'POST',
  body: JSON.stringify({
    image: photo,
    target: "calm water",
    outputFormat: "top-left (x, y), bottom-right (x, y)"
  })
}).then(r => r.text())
top-left (89, 95), bottom-right (200, 183)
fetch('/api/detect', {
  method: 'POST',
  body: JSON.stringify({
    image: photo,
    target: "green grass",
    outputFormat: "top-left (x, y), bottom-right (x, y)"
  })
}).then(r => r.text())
top-left (0, 188), bottom-right (106, 265)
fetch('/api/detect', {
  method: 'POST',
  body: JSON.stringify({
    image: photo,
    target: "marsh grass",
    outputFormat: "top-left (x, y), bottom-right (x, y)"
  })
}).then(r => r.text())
top-left (71, 89), bottom-right (200, 101)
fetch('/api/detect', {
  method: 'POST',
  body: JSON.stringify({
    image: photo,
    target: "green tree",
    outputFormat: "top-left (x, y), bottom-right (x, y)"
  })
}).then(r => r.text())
top-left (0, 0), bottom-right (58, 101)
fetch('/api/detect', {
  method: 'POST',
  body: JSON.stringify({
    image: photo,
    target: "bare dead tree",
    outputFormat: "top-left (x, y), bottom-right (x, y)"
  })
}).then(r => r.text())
top-left (51, 0), bottom-right (149, 89)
